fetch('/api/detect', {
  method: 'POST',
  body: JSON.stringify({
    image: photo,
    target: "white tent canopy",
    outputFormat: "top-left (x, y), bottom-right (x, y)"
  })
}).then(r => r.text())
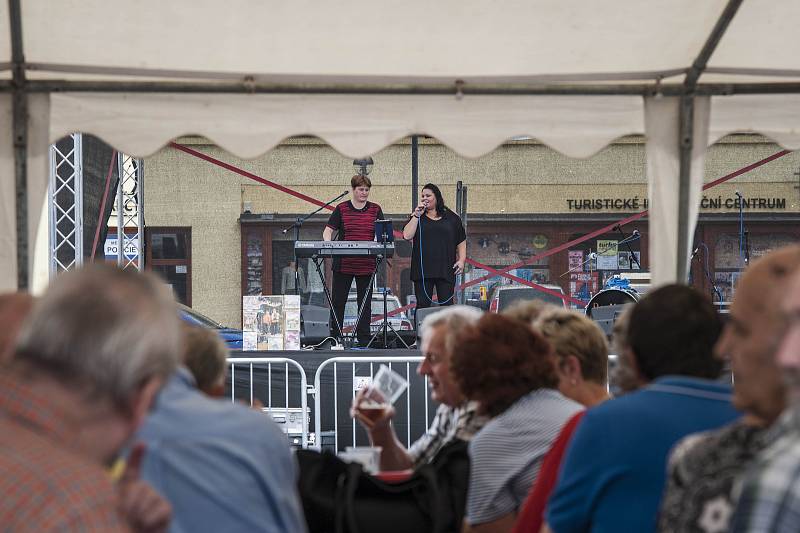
top-left (2, 0), bottom-right (800, 290)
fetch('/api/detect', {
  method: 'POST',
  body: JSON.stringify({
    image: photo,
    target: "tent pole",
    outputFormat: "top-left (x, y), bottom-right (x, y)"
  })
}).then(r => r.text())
top-left (676, 94), bottom-right (695, 284)
top-left (676, 0), bottom-right (744, 283)
top-left (9, 0), bottom-right (28, 289)
top-left (1, 79), bottom-right (800, 97)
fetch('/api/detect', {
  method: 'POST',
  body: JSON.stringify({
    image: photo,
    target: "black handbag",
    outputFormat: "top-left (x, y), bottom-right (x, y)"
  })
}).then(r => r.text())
top-left (297, 439), bottom-right (470, 533)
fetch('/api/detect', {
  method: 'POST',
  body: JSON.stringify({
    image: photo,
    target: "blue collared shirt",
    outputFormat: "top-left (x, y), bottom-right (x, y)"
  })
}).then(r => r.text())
top-left (547, 376), bottom-right (739, 533)
top-left (137, 367), bottom-right (307, 533)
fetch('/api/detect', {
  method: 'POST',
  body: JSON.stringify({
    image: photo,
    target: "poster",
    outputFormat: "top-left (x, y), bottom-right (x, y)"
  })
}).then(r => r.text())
top-left (284, 295), bottom-right (301, 350)
top-left (568, 250), bottom-right (584, 274)
top-left (596, 240), bottom-right (619, 270)
top-left (509, 268), bottom-right (550, 285)
top-left (618, 251), bottom-right (641, 270)
top-left (569, 272), bottom-right (599, 302)
top-left (242, 295), bottom-right (303, 351)
top-left (714, 271), bottom-right (741, 303)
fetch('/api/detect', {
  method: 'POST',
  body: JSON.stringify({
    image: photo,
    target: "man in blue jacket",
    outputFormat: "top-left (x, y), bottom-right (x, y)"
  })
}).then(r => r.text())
top-left (137, 326), bottom-right (307, 533)
top-left (546, 284), bottom-right (739, 533)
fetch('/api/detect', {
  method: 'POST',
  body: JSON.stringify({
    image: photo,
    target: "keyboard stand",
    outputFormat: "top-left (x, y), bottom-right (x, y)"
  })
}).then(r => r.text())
top-left (310, 255), bottom-right (382, 349)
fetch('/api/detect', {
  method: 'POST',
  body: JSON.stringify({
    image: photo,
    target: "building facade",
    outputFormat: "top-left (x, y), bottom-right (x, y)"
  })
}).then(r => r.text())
top-left (143, 135), bottom-right (800, 327)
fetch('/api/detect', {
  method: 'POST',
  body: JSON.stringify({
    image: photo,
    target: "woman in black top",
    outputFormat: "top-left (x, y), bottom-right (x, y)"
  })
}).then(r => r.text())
top-left (403, 183), bottom-right (466, 308)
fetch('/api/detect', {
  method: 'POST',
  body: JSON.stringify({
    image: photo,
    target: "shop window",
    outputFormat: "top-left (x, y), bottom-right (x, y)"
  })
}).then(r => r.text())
top-left (146, 227), bottom-right (191, 306)
top-left (714, 233), bottom-right (795, 302)
top-left (244, 231), bottom-right (264, 296)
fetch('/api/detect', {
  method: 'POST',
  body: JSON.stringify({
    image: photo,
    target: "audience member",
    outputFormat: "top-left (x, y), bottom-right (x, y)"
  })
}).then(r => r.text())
top-left (451, 313), bottom-right (582, 533)
top-left (182, 324), bottom-right (228, 397)
top-left (659, 246), bottom-right (800, 533)
top-left (513, 309), bottom-right (610, 533)
top-left (351, 305), bottom-right (487, 471)
top-left (136, 319), bottom-right (306, 533)
top-left (546, 284), bottom-right (739, 533)
top-left (607, 304), bottom-right (638, 395)
top-left (535, 308), bottom-right (610, 408)
top-left (0, 265), bottom-right (180, 532)
top-left (501, 298), bottom-right (555, 324)
top-left (730, 263), bottom-right (800, 531)
top-left (0, 291), bottom-right (34, 362)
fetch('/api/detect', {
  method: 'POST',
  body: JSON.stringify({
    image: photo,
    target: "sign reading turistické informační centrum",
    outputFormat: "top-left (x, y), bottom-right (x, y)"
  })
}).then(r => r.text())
top-left (566, 195), bottom-right (787, 211)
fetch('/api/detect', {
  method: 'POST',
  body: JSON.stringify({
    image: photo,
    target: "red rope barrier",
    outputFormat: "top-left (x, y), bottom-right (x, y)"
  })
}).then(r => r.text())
top-left (703, 150), bottom-right (791, 190)
top-left (169, 143), bottom-right (332, 209)
top-left (464, 258), bottom-right (588, 307)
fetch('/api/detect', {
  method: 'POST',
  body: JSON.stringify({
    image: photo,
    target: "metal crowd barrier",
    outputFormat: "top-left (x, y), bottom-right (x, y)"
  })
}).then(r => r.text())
top-left (227, 357), bottom-right (309, 449)
top-left (312, 356), bottom-right (430, 452)
top-left (227, 354), bottom-right (623, 451)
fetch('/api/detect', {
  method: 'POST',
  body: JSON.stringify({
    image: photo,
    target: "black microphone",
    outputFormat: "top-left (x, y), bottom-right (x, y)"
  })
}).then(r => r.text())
top-left (735, 190), bottom-right (742, 198)
top-left (632, 229), bottom-right (640, 237)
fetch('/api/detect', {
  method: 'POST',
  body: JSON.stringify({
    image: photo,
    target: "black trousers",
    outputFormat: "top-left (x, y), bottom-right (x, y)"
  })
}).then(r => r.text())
top-left (414, 278), bottom-right (455, 309)
top-left (331, 271), bottom-right (373, 343)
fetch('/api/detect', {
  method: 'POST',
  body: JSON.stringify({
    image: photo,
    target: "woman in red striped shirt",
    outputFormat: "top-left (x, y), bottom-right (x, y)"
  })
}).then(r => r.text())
top-left (323, 174), bottom-right (384, 346)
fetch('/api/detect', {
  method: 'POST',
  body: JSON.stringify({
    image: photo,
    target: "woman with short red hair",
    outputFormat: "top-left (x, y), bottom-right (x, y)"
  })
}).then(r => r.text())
top-left (451, 314), bottom-right (582, 533)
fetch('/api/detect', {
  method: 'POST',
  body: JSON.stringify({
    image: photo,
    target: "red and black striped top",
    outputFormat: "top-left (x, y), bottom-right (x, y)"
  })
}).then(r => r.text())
top-left (326, 200), bottom-right (384, 275)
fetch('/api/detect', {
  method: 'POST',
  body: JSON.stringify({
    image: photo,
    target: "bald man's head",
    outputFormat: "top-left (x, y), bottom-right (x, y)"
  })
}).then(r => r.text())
top-left (716, 245), bottom-right (800, 423)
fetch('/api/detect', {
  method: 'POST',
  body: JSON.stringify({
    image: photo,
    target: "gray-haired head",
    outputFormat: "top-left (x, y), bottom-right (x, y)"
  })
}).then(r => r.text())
top-left (420, 305), bottom-right (483, 355)
top-left (13, 264), bottom-right (181, 409)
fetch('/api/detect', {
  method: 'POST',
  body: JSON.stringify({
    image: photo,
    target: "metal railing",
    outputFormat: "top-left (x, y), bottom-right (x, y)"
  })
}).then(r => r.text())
top-left (313, 356), bottom-right (428, 452)
top-left (227, 357), bottom-right (309, 448)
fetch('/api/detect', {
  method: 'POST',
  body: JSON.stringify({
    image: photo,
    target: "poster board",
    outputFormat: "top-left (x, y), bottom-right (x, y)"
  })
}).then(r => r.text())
top-left (570, 271), bottom-right (599, 301)
top-left (596, 240), bottom-right (619, 270)
top-left (242, 295), bottom-right (302, 351)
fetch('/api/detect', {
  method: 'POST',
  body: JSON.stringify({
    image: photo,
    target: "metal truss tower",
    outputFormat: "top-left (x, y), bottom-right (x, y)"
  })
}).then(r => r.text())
top-left (48, 134), bottom-right (83, 275)
top-left (48, 134), bottom-right (144, 277)
top-left (116, 154), bottom-right (144, 271)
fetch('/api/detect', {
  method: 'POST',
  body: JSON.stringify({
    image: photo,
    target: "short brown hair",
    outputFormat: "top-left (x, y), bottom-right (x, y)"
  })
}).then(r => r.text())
top-left (14, 264), bottom-right (180, 409)
top-left (182, 325), bottom-right (228, 393)
top-left (451, 314), bottom-right (558, 417)
top-left (502, 299), bottom-right (556, 325)
top-left (534, 308), bottom-right (608, 384)
top-left (351, 174), bottom-right (372, 189)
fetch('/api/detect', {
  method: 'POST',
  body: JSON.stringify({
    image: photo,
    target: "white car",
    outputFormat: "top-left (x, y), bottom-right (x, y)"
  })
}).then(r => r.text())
top-left (488, 283), bottom-right (568, 313)
top-left (343, 292), bottom-right (415, 346)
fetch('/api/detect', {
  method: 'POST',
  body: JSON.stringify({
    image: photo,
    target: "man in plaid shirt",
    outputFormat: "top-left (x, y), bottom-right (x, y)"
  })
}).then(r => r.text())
top-left (351, 306), bottom-right (488, 470)
top-left (0, 265), bottom-right (181, 532)
top-left (731, 265), bottom-right (800, 532)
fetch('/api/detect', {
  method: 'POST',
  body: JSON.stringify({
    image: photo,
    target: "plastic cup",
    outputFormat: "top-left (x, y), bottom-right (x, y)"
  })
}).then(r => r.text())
top-left (366, 365), bottom-right (408, 405)
top-left (341, 446), bottom-right (382, 474)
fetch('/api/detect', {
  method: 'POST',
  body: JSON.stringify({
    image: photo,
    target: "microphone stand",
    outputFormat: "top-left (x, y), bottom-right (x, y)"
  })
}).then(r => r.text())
top-left (282, 190), bottom-right (349, 296)
top-left (613, 224), bottom-right (642, 270)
